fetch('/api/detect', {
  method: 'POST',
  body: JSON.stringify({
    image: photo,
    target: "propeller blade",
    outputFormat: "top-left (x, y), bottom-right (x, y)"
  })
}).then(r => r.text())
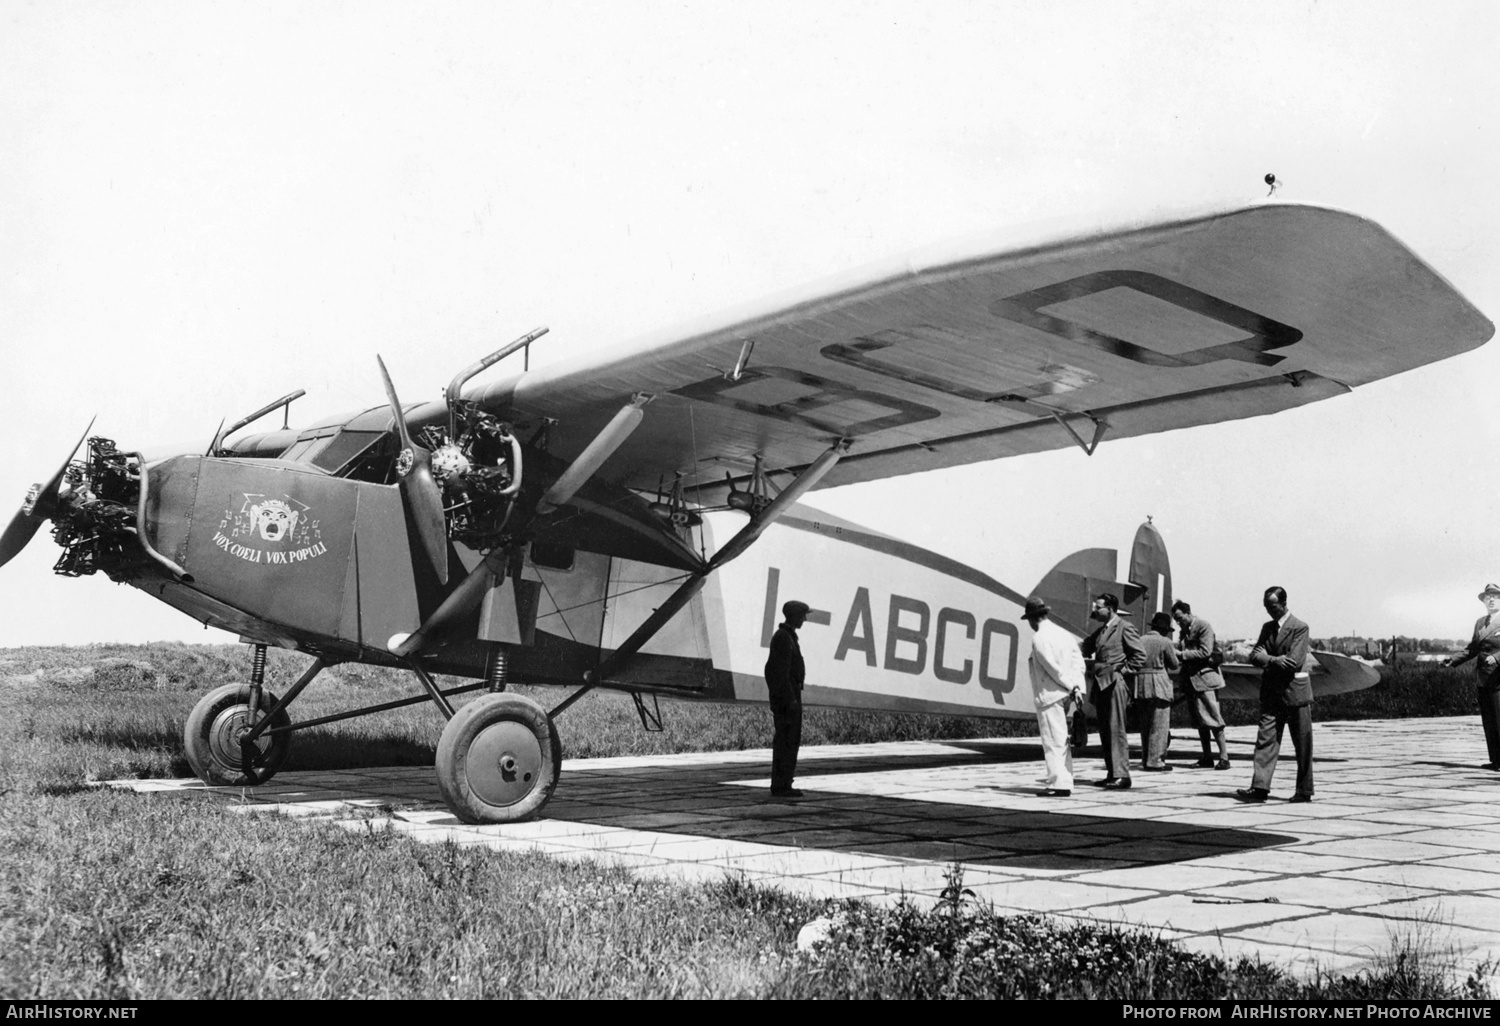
top-left (403, 456), bottom-right (450, 586)
top-left (0, 509), bottom-right (42, 569)
top-left (388, 547), bottom-right (509, 657)
top-left (376, 357), bottom-right (449, 585)
top-left (0, 416), bottom-right (95, 570)
top-left (376, 355), bottom-right (416, 455)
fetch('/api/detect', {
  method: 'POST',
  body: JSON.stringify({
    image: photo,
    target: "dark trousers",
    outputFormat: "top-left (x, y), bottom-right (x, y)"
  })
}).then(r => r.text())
top-left (1478, 684), bottom-right (1500, 765)
top-left (770, 696), bottom-right (802, 791)
top-left (1135, 698), bottom-right (1172, 768)
top-left (1250, 697), bottom-right (1313, 796)
top-left (1092, 681), bottom-right (1131, 781)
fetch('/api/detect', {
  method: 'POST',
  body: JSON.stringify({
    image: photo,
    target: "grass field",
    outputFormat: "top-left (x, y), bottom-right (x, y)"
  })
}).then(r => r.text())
top-left (2, 643), bottom-right (1492, 999)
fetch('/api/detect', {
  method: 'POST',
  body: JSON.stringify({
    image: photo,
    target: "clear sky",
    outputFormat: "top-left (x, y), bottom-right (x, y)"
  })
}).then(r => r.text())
top-left (2, 1), bottom-right (1496, 648)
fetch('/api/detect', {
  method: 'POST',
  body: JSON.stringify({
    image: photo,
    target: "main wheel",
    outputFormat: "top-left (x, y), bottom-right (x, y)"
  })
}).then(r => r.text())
top-left (183, 684), bottom-right (292, 786)
top-left (435, 693), bottom-right (561, 824)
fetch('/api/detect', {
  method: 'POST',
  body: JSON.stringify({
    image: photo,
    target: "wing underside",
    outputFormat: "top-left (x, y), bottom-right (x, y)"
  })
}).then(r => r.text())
top-left (468, 203), bottom-right (1493, 501)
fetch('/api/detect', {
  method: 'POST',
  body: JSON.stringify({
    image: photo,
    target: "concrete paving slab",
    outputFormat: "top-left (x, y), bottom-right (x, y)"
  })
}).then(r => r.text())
top-left (1198, 876), bottom-right (1442, 910)
top-left (1229, 912), bottom-right (1500, 968)
top-left (1067, 863), bottom-right (1271, 891)
top-left (1331, 863), bottom-right (1500, 892)
top-left (1100, 894), bottom-right (1326, 933)
top-left (107, 715), bottom-right (1500, 981)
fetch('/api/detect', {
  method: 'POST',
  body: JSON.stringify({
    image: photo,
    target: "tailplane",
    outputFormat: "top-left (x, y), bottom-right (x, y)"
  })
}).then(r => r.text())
top-left (1032, 519), bottom-right (1172, 634)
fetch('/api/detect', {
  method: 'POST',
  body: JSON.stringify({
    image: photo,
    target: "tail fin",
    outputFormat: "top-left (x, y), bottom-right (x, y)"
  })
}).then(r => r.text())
top-left (1127, 518), bottom-right (1172, 624)
top-left (1031, 520), bottom-right (1171, 634)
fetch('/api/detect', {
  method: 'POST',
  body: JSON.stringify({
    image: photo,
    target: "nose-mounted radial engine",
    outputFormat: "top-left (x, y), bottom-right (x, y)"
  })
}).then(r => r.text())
top-left (0, 420), bottom-right (192, 585)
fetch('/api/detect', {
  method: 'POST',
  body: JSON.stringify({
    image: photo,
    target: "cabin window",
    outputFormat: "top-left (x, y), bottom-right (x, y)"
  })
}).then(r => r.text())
top-left (278, 430), bottom-right (338, 463)
top-left (310, 430), bottom-right (386, 475)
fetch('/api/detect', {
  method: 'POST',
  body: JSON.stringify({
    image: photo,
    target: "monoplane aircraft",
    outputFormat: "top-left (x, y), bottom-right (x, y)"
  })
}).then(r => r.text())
top-left (1, 201), bottom-right (1489, 823)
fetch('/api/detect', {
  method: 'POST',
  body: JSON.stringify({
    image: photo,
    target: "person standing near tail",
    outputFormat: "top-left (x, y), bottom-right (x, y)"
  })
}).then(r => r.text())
top-left (1237, 586), bottom-right (1314, 803)
top-left (1172, 600), bottom-right (1231, 770)
top-left (765, 599), bottom-right (809, 798)
top-left (1024, 596), bottom-right (1086, 797)
top-left (1081, 593), bottom-right (1145, 790)
top-left (1443, 584), bottom-right (1500, 770)
top-left (1137, 612), bottom-right (1180, 771)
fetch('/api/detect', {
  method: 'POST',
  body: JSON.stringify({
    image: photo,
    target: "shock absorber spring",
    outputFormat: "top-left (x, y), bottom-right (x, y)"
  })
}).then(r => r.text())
top-left (484, 643), bottom-right (509, 693)
top-left (248, 643), bottom-right (268, 718)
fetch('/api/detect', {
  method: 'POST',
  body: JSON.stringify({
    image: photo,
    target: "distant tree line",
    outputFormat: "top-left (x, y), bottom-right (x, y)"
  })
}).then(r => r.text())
top-left (1312, 636), bottom-right (1462, 660)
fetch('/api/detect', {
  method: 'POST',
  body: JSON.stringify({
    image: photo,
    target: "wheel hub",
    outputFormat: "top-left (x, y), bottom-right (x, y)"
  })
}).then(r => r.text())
top-left (208, 706), bottom-right (273, 770)
top-left (466, 721), bottom-right (543, 807)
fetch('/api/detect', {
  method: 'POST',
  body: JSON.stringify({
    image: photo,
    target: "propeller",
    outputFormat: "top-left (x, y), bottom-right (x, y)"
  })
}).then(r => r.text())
top-left (377, 357), bottom-right (450, 585)
top-left (0, 417), bottom-right (96, 570)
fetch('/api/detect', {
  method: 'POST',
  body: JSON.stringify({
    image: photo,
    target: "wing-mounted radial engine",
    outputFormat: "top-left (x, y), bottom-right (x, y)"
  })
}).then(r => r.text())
top-left (418, 399), bottom-right (523, 550)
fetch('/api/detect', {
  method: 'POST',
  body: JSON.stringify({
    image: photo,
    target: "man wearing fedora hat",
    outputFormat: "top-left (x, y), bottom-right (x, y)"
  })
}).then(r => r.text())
top-left (1023, 596), bottom-right (1086, 797)
top-left (1443, 584), bottom-right (1500, 769)
top-left (765, 599), bottom-right (810, 798)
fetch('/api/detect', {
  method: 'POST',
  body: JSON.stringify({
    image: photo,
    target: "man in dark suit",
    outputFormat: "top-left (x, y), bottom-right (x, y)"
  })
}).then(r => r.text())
top-left (1081, 592), bottom-right (1145, 790)
top-left (1443, 583), bottom-right (1500, 770)
top-left (765, 599), bottom-right (809, 798)
top-left (1237, 586), bottom-right (1313, 803)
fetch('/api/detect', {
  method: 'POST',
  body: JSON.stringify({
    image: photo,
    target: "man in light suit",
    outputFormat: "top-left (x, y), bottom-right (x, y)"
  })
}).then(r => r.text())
top-left (1443, 583), bottom-right (1500, 770)
top-left (1081, 592), bottom-right (1145, 790)
top-left (1024, 596), bottom-right (1087, 797)
top-left (1237, 586), bottom-right (1314, 803)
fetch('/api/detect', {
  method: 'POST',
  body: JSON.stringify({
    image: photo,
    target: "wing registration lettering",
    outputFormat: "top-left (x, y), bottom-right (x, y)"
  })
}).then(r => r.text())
top-left (990, 270), bottom-right (1303, 368)
top-left (671, 365), bottom-right (939, 437)
top-left (822, 328), bottom-right (1100, 405)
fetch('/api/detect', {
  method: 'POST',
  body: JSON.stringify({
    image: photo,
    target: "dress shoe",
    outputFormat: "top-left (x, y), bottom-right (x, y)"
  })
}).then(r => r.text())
top-left (1144, 764), bottom-right (1174, 772)
top-left (1038, 788), bottom-right (1072, 798)
top-left (1195, 757), bottom-right (1216, 768)
top-left (1093, 778), bottom-right (1120, 787)
top-left (1289, 793), bottom-right (1313, 804)
top-left (770, 788), bottom-right (804, 799)
top-left (1103, 778), bottom-right (1132, 790)
top-left (1235, 788), bottom-right (1269, 803)
top-left (1215, 759), bottom-right (1232, 771)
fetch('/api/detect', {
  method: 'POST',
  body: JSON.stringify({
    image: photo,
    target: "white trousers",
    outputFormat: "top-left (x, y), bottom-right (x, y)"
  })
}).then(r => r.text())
top-left (1036, 702), bottom-right (1074, 790)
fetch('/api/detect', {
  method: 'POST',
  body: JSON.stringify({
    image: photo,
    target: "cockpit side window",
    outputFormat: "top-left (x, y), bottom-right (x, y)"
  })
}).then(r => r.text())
top-left (278, 429), bottom-right (338, 464)
top-left (310, 430), bottom-right (387, 476)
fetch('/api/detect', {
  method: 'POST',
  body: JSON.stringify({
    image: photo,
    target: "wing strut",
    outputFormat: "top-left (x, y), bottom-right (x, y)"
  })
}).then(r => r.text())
top-left (998, 396), bottom-right (1109, 456)
top-left (583, 439), bottom-right (850, 688)
top-left (537, 393), bottom-right (654, 513)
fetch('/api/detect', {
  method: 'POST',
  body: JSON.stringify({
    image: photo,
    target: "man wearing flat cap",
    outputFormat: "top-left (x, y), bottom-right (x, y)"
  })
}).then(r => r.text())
top-left (1024, 596), bottom-right (1086, 796)
top-left (765, 599), bottom-right (809, 797)
top-left (1443, 584), bottom-right (1500, 770)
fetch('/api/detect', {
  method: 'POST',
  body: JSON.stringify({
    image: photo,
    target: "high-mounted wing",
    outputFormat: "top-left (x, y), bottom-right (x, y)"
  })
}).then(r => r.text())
top-left (468, 202), bottom-right (1493, 501)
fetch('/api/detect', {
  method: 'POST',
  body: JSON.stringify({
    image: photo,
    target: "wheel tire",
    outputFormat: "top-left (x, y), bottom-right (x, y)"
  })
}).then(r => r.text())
top-left (183, 684), bottom-right (292, 786)
top-left (435, 693), bottom-right (561, 824)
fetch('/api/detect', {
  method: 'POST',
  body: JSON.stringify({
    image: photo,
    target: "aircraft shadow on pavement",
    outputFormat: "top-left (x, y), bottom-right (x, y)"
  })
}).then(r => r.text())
top-left (541, 746), bottom-right (1300, 868)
